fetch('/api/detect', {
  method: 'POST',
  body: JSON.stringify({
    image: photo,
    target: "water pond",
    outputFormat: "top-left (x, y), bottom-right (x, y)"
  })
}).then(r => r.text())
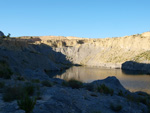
top-left (53, 66), bottom-right (150, 94)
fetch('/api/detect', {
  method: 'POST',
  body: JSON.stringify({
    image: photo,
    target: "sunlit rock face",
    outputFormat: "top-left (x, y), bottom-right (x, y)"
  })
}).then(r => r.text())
top-left (12, 31), bottom-right (150, 69)
top-left (0, 31), bottom-right (4, 37)
top-left (2, 31), bottom-right (150, 72)
top-left (36, 32), bottom-right (150, 68)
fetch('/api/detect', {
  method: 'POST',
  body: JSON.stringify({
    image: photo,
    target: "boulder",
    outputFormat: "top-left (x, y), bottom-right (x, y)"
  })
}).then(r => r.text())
top-left (90, 76), bottom-right (127, 94)
top-left (122, 61), bottom-right (150, 74)
top-left (0, 31), bottom-right (4, 37)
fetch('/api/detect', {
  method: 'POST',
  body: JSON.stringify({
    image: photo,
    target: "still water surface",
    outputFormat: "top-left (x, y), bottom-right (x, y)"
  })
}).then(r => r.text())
top-left (54, 66), bottom-right (150, 94)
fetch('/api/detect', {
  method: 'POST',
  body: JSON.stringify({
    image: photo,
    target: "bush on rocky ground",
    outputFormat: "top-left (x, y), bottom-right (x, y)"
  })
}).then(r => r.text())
top-left (3, 83), bottom-right (35, 102)
top-left (31, 79), bottom-right (40, 83)
top-left (118, 90), bottom-right (124, 96)
top-left (17, 94), bottom-right (36, 113)
top-left (110, 103), bottom-right (122, 112)
top-left (0, 81), bottom-right (5, 88)
top-left (16, 76), bottom-right (25, 81)
top-left (85, 83), bottom-right (94, 91)
top-left (62, 78), bottom-right (83, 89)
top-left (0, 60), bottom-right (13, 79)
top-left (96, 84), bottom-right (114, 96)
top-left (41, 80), bottom-right (52, 87)
top-left (3, 85), bottom-right (24, 102)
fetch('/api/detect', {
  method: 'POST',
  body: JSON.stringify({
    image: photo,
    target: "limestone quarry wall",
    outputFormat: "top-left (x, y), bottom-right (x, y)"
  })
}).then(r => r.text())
top-left (40, 32), bottom-right (150, 68)
top-left (1, 32), bottom-right (150, 69)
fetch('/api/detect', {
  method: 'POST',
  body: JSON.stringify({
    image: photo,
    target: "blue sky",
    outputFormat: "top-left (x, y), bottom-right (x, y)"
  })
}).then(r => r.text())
top-left (0, 0), bottom-right (150, 38)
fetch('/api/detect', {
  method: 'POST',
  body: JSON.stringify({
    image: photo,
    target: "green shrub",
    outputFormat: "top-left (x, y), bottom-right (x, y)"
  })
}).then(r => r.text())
top-left (124, 91), bottom-right (150, 110)
top-left (64, 79), bottom-right (83, 89)
top-left (17, 94), bottom-right (36, 113)
top-left (41, 80), bottom-right (52, 87)
top-left (133, 51), bottom-right (150, 62)
top-left (0, 81), bottom-right (5, 88)
top-left (137, 97), bottom-right (147, 105)
top-left (137, 96), bottom-right (150, 108)
top-left (24, 83), bottom-right (35, 96)
top-left (118, 90), bottom-right (124, 96)
top-left (36, 91), bottom-right (41, 100)
top-left (62, 81), bottom-right (68, 86)
top-left (110, 104), bottom-right (122, 112)
top-left (17, 76), bottom-right (25, 81)
top-left (31, 79), bottom-right (40, 83)
top-left (3, 86), bottom-right (24, 102)
top-left (90, 93), bottom-right (98, 97)
top-left (35, 85), bottom-right (42, 100)
top-left (3, 83), bottom-right (35, 102)
top-left (126, 94), bottom-right (135, 102)
top-left (85, 83), bottom-right (94, 91)
top-left (97, 84), bottom-right (114, 95)
top-left (0, 60), bottom-right (13, 79)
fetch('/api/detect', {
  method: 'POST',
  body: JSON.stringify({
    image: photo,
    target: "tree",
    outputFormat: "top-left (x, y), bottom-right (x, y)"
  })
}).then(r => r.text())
top-left (7, 33), bottom-right (11, 38)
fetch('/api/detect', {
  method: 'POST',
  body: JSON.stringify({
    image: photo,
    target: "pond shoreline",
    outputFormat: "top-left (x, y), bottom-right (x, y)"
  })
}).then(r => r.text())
top-left (54, 66), bottom-right (150, 94)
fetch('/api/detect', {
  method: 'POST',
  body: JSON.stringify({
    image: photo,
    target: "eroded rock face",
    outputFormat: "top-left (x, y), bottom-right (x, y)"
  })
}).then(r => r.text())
top-left (0, 31), bottom-right (4, 37)
top-left (1, 31), bottom-right (150, 75)
top-left (8, 31), bottom-right (150, 69)
top-left (38, 32), bottom-right (150, 68)
top-left (0, 39), bottom-right (72, 79)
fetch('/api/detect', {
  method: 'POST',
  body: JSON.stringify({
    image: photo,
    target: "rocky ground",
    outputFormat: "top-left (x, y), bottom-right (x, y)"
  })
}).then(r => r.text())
top-left (0, 76), bottom-right (150, 113)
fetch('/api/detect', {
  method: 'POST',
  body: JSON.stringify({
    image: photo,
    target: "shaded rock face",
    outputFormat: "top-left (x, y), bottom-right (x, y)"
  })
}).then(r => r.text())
top-left (0, 31), bottom-right (4, 37)
top-left (122, 61), bottom-right (150, 74)
top-left (0, 39), bottom-right (72, 79)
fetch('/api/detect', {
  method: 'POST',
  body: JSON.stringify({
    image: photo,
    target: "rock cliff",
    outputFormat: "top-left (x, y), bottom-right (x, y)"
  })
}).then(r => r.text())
top-left (1, 31), bottom-right (150, 74)
top-left (38, 32), bottom-right (150, 68)
top-left (0, 38), bottom-right (72, 78)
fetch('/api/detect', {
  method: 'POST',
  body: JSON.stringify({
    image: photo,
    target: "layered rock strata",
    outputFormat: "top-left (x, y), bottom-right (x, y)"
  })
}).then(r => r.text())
top-left (1, 32), bottom-right (150, 75)
top-left (39, 32), bottom-right (150, 69)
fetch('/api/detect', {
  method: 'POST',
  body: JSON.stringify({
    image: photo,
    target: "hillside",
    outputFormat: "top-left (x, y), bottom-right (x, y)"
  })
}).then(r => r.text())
top-left (19, 32), bottom-right (150, 68)
top-left (1, 31), bottom-right (150, 77)
top-left (0, 38), bottom-right (72, 79)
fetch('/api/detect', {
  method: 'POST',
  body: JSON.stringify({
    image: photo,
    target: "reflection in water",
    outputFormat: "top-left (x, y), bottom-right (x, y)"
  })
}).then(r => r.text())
top-left (54, 66), bottom-right (150, 94)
